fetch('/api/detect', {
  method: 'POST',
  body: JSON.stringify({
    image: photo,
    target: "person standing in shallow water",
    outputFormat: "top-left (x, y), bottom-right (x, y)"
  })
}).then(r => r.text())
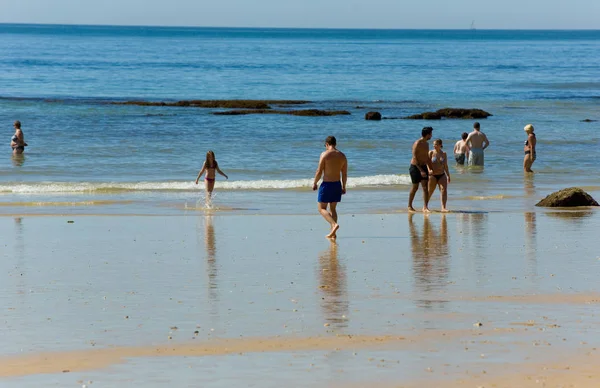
top-left (428, 139), bottom-right (451, 212)
top-left (195, 150), bottom-right (228, 204)
top-left (408, 126), bottom-right (434, 213)
top-left (453, 132), bottom-right (469, 165)
top-left (10, 120), bottom-right (26, 154)
top-left (465, 122), bottom-right (490, 166)
top-left (523, 124), bottom-right (537, 173)
top-left (313, 136), bottom-right (347, 239)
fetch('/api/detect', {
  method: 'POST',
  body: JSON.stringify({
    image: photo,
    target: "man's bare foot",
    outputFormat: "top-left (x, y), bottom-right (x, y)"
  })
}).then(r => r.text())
top-left (441, 208), bottom-right (449, 213)
top-left (423, 207), bottom-right (431, 213)
top-left (408, 206), bottom-right (416, 213)
top-left (326, 223), bottom-right (340, 239)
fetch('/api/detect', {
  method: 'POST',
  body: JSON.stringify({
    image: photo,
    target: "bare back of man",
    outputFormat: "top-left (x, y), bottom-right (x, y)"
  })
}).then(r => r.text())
top-left (466, 123), bottom-right (490, 166)
top-left (466, 131), bottom-right (489, 149)
top-left (313, 136), bottom-right (348, 239)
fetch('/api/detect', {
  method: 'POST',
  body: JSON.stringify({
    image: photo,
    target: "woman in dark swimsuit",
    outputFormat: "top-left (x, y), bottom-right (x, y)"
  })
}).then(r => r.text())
top-left (427, 139), bottom-right (451, 212)
top-left (10, 120), bottom-right (26, 154)
top-left (523, 124), bottom-right (536, 173)
top-left (195, 150), bottom-right (228, 204)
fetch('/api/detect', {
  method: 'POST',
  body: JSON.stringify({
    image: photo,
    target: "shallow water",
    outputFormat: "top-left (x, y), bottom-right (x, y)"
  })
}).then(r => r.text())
top-left (1, 26), bottom-right (600, 215)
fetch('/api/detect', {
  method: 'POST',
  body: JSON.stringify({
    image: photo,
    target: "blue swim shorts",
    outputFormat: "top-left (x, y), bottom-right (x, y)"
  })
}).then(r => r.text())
top-left (318, 181), bottom-right (342, 203)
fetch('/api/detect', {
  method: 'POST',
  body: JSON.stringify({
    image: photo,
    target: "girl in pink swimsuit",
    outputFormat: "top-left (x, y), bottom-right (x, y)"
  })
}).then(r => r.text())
top-left (195, 150), bottom-right (228, 203)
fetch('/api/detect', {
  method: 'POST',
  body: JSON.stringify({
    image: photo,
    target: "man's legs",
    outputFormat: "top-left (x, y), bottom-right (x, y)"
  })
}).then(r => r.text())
top-left (330, 202), bottom-right (338, 223)
top-left (421, 180), bottom-right (430, 212)
top-left (318, 202), bottom-right (339, 239)
top-left (408, 183), bottom-right (419, 212)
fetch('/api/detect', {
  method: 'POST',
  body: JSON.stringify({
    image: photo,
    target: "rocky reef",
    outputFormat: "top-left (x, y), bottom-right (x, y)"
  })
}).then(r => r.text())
top-left (213, 109), bottom-right (350, 117)
top-left (111, 100), bottom-right (310, 109)
top-left (403, 108), bottom-right (492, 120)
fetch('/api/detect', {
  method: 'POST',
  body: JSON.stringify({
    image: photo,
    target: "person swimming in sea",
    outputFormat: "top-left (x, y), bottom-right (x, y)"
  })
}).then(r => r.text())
top-left (523, 124), bottom-right (537, 173)
top-left (427, 139), bottom-right (451, 212)
top-left (453, 132), bottom-right (469, 165)
top-left (10, 120), bottom-right (27, 154)
top-left (195, 150), bottom-right (228, 204)
top-left (313, 136), bottom-right (347, 239)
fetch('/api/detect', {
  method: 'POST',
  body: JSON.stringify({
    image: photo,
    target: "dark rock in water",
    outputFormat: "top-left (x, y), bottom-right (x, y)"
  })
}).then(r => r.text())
top-left (365, 111), bottom-right (382, 120)
top-left (404, 108), bottom-right (492, 120)
top-left (581, 119), bottom-right (598, 122)
top-left (112, 100), bottom-right (311, 109)
top-left (536, 187), bottom-right (599, 207)
top-left (214, 109), bottom-right (350, 117)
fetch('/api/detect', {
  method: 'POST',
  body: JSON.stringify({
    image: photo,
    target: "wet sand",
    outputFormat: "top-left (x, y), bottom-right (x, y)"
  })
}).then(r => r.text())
top-left (1, 210), bottom-right (599, 387)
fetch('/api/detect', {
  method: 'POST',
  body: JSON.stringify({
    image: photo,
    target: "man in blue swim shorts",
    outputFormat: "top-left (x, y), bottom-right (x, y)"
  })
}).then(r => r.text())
top-left (312, 136), bottom-right (348, 239)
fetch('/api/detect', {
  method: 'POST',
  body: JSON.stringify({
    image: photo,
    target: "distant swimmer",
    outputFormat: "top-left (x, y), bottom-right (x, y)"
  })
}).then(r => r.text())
top-left (312, 136), bottom-right (347, 239)
top-left (465, 122), bottom-right (490, 166)
top-left (523, 124), bottom-right (537, 173)
top-left (10, 120), bottom-right (27, 154)
top-left (428, 139), bottom-right (451, 212)
top-left (453, 132), bottom-right (470, 165)
top-left (195, 150), bottom-right (228, 204)
top-left (408, 127), bottom-right (434, 213)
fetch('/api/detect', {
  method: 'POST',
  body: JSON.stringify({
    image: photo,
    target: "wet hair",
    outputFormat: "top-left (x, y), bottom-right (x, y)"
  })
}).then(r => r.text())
top-left (421, 127), bottom-right (433, 138)
top-left (461, 132), bottom-right (468, 140)
top-left (433, 139), bottom-right (443, 147)
top-left (14, 120), bottom-right (21, 129)
top-left (205, 150), bottom-right (218, 169)
top-left (325, 136), bottom-right (336, 146)
top-left (473, 122), bottom-right (480, 130)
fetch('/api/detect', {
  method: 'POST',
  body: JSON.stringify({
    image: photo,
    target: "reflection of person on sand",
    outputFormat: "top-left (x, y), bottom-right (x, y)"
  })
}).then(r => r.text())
top-left (312, 136), bottom-right (347, 239)
top-left (408, 213), bottom-right (449, 299)
top-left (466, 122), bottom-right (489, 166)
top-left (318, 241), bottom-right (348, 329)
top-left (10, 120), bottom-right (27, 155)
top-left (427, 139), bottom-right (451, 212)
top-left (195, 150), bottom-right (228, 205)
top-left (408, 127), bottom-right (434, 213)
top-left (204, 216), bottom-right (218, 303)
top-left (523, 124), bottom-right (537, 173)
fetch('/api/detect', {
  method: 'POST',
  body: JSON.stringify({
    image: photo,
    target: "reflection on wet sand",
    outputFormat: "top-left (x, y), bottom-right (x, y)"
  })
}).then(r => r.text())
top-left (317, 241), bottom-right (348, 329)
top-left (524, 212), bottom-right (538, 280)
top-left (546, 210), bottom-right (594, 223)
top-left (14, 217), bottom-right (26, 297)
top-left (408, 213), bottom-right (449, 309)
top-left (203, 216), bottom-right (218, 305)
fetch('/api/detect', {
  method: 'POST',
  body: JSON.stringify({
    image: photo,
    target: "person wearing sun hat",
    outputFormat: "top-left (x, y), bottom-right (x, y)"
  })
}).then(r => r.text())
top-left (523, 124), bottom-right (536, 172)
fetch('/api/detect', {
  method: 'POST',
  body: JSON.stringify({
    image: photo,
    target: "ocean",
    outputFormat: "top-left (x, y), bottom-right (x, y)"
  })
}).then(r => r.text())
top-left (1, 24), bottom-right (599, 214)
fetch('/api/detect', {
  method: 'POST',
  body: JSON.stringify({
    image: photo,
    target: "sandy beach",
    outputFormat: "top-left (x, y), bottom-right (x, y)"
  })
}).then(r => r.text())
top-left (1, 210), bottom-right (599, 387)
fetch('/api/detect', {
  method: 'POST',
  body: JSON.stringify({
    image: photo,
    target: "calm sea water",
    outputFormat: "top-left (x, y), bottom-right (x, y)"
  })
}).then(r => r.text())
top-left (1, 24), bottom-right (599, 214)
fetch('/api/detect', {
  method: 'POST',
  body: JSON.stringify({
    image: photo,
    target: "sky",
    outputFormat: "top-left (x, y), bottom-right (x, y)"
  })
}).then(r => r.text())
top-left (0, 0), bottom-right (599, 29)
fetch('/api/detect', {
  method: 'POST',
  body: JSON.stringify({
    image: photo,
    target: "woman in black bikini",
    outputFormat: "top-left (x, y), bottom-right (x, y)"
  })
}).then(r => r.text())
top-left (427, 139), bottom-right (451, 212)
top-left (523, 124), bottom-right (536, 173)
top-left (10, 120), bottom-right (27, 154)
top-left (195, 150), bottom-right (228, 204)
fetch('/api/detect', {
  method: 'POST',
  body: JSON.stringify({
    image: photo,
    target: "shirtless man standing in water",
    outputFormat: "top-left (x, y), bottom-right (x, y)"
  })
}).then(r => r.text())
top-left (465, 122), bottom-right (490, 166)
top-left (408, 127), bottom-right (434, 213)
top-left (313, 136), bottom-right (347, 239)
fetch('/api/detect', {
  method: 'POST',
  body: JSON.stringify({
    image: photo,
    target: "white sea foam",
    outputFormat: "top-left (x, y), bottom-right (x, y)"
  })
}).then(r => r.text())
top-left (0, 174), bottom-right (411, 194)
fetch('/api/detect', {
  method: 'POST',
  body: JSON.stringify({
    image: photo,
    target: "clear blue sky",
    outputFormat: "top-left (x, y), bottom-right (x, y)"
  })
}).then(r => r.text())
top-left (1, 0), bottom-right (599, 29)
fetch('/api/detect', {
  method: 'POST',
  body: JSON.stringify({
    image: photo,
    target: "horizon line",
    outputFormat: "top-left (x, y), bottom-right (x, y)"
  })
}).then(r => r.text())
top-left (1, 22), bottom-right (599, 32)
